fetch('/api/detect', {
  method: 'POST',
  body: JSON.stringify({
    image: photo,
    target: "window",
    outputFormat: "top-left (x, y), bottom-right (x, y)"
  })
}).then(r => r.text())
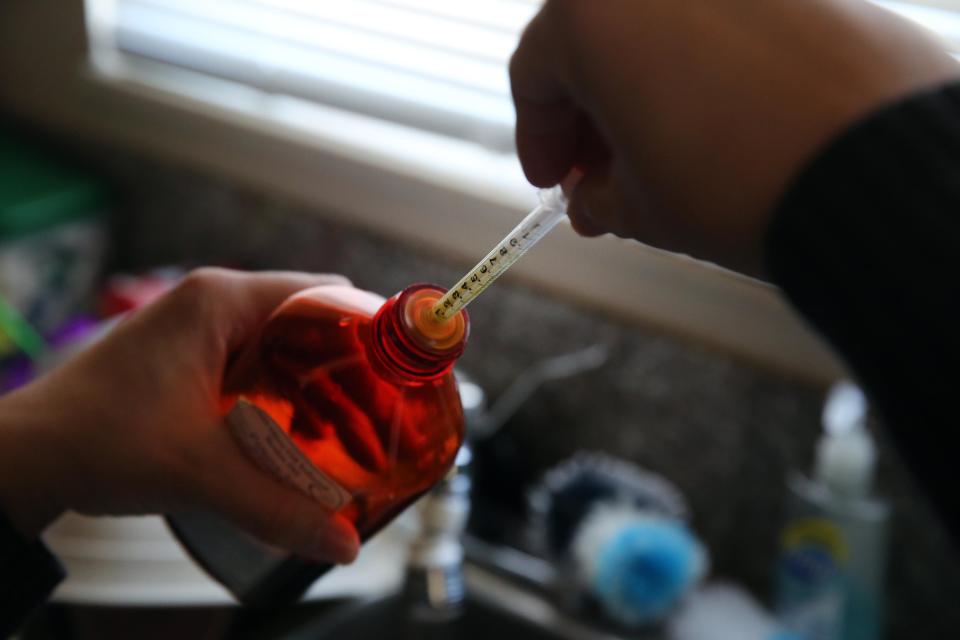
top-left (877, 1), bottom-right (960, 53)
top-left (87, 0), bottom-right (541, 153)
top-left (86, 0), bottom-right (960, 153)
top-left (23, 0), bottom-right (959, 381)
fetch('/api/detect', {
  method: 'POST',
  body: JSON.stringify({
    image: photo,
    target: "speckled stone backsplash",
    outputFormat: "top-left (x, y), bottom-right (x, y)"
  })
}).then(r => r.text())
top-left (63, 144), bottom-right (960, 637)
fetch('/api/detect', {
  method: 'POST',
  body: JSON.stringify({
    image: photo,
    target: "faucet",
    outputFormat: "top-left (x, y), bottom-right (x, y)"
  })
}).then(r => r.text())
top-left (396, 445), bottom-right (472, 638)
top-left (394, 345), bottom-right (611, 630)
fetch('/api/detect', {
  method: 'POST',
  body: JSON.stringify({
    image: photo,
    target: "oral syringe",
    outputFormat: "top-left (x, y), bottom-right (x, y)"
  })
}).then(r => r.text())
top-left (432, 186), bottom-right (567, 321)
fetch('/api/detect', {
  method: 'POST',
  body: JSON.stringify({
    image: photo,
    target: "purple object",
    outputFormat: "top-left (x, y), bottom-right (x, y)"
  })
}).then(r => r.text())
top-left (0, 315), bottom-right (103, 393)
top-left (46, 315), bottom-right (100, 349)
top-left (0, 355), bottom-right (33, 393)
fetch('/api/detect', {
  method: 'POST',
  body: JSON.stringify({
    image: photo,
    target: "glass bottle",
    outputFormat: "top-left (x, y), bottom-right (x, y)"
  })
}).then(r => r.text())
top-left (169, 283), bottom-right (470, 604)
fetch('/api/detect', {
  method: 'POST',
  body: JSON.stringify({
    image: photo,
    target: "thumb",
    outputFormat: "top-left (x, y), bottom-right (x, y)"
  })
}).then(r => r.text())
top-left (196, 448), bottom-right (360, 564)
top-left (567, 166), bottom-right (624, 239)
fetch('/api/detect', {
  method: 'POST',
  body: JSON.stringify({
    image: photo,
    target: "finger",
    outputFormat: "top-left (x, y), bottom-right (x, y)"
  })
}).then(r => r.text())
top-left (196, 441), bottom-right (360, 564)
top-left (563, 118), bottom-right (616, 236)
top-left (567, 210), bottom-right (607, 238)
top-left (561, 167), bottom-right (584, 197)
top-left (567, 165), bottom-right (626, 239)
top-left (515, 101), bottom-right (579, 187)
top-left (183, 268), bottom-right (352, 352)
top-left (576, 116), bottom-right (613, 170)
top-left (226, 269), bottom-right (350, 326)
top-left (510, 9), bottom-right (579, 187)
top-left (298, 377), bottom-right (387, 473)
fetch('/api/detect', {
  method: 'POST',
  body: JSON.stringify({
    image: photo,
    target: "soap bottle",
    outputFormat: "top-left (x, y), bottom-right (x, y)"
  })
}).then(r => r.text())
top-left (775, 382), bottom-right (890, 640)
top-left (168, 283), bottom-right (469, 605)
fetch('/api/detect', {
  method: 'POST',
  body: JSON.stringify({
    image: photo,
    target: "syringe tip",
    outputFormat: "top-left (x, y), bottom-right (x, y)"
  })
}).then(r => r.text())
top-left (403, 288), bottom-right (467, 351)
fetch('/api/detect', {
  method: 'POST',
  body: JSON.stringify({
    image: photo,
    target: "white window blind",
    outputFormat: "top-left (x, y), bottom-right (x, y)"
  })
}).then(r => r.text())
top-left (876, 1), bottom-right (960, 52)
top-left (91, 0), bottom-right (541, 152)
top-left (89, 0), bottom-right (960, 154)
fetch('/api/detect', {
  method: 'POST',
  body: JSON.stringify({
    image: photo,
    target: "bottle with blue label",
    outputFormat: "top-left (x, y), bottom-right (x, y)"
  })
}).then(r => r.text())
top-left (775, 382), bottom-right (890, 640)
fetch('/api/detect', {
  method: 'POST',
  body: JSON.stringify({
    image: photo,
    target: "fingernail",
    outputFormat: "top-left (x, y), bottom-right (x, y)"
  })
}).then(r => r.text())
top-left (319, 274), bottom-right (352, 287)
top-left (307, 517), bottom-right (359, 564)
top-left (562, 167), bottom-right (584, 195)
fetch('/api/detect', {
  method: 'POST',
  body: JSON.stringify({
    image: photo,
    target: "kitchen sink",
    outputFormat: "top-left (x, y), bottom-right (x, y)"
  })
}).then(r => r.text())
top-left (286, 593), bottom-right (564, 640)
top-left (284, 565), bottom-right (654, 640)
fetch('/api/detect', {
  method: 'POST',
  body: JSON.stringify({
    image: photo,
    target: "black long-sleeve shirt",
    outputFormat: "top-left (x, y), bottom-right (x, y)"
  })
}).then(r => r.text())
top-left (0, 511), bottom-right (64, 637)
top-left (768, 82), bottom-right (960, 540)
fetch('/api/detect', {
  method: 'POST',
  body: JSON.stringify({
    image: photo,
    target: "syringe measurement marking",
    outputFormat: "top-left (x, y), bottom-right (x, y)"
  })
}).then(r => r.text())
top-left (433, 186), bottom-right (568, 321)
top-left (434, 221), bottom-right (543, 319)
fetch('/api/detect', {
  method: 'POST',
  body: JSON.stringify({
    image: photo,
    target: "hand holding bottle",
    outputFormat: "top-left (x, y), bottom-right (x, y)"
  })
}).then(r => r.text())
top-left (168, 281), bottom-right (470, 603)
top-left (0, 268), bottom-right (360, 564)
top-left (510, 0), bottom-right (959, 276)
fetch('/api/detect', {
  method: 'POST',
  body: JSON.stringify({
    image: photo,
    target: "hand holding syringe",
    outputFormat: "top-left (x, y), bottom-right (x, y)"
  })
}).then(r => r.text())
top-left (432, 186), bottom-right (567, 321)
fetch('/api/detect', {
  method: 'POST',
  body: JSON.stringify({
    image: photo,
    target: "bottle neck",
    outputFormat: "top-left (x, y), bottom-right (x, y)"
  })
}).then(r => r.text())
top-left (369, 284), bottom-right (469, 384)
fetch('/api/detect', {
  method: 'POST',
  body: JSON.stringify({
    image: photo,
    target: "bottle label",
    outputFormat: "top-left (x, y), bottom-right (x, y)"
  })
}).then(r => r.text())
top-left (227, 399), bottom-right (352, 510)
top-left (776, 517), bottom-right (848, 640)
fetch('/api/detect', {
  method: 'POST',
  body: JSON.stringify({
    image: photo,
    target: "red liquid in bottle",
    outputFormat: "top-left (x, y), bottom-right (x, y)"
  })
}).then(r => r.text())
top-left (224, 283), bottom-right (469, 540)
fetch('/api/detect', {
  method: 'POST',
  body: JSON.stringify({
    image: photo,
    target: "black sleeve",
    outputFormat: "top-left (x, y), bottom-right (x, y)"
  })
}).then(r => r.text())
top-left (766, 82), bottom-right (960, 537)
top-left (0, 510), bottom-right (65, 638)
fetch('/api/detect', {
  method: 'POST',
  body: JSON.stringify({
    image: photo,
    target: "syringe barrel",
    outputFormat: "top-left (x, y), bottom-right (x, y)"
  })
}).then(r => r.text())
top-left (433, 187), bottom-right (567, 320)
